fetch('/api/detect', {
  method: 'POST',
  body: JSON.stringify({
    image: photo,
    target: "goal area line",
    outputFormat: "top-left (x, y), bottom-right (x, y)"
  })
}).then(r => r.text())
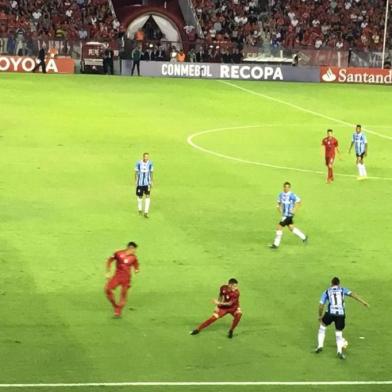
top-left (1, 381), bottom-right (392, 388)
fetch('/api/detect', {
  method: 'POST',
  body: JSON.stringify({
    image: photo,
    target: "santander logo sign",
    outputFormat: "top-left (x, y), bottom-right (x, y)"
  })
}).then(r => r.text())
top-left (320, 66), bottom-right (392, 85)
top-left (321, 67), bottom-right (337, 82)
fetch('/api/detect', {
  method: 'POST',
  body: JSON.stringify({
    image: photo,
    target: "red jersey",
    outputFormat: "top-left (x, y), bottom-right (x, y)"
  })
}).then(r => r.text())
top-left (110, 250), bottom-right (139, 278)
top-left (218, 285), bottom-right (240, 310)
top-left (322, 137), bottom-right (338, 157)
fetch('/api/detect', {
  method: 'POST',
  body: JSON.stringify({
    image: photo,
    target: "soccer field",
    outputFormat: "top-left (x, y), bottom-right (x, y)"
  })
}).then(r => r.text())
top-left (1, 73), bottom-right (392, 392)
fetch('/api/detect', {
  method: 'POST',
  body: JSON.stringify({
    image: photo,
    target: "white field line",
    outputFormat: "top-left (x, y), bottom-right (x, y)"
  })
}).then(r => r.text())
top-left (1, 381), bottom-right (392, 388)
top-left (186, 126), bottom-right (392, 181)
top-left (220, 81), bottom-right (392, 141)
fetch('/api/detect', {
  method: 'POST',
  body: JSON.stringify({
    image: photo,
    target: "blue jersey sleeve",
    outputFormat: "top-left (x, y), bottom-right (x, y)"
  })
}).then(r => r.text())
top-left (352, 133), bottom-right (355, 142)
top-left (134, 161), bottom-right (140, 171)
top-left (277, 192), bottom-right (282, 203)
top-left (362, 134), bottom-right (367, 144)
top-left (149, 162), bottom-right (154, 171)
top-left (320, 291), bottom-right (328, 304)
top-left (291, 193), bottom-right (301, 203)
top-left (343, 287), bottom-right (352, 296)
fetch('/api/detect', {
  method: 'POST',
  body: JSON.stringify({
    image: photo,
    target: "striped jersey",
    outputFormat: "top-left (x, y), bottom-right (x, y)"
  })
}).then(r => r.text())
top-left (320, 286), bottom-right (352, 316)
top-left (277, 191), bottom-right (300, 217)
top-left (135, 160), bottom-right (153, 186)
top-left (352, 132), bottom-right (367, 155)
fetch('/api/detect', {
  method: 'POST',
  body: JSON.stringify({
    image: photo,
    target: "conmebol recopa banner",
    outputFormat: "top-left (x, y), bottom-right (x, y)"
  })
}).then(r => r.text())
top-left (0, 56), bottom-right (75, 73)
top-left (320, 66), bottom-right (392, 85)
top-left (121, 61), bottom-right (320, 82)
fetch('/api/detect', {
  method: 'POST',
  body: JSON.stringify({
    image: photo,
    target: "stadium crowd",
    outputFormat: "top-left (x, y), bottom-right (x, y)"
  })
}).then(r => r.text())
top-left (0, 0), bottom-right (390, 59)
top-left (268, 0), bottom-right (390, 51)
top-left (191, 0), bottom-right (391, 51)
top-left (0, 0), bottom-right (121, 55)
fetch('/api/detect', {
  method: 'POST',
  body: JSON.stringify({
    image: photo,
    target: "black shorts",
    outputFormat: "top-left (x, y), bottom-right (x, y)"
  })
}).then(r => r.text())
top-left (279, 216), bottom-right (293, 226)
top-left (356, 152), bottom-right (365, 159)
top-left (322, 313), bottom-right (346, 331)
top-left (136, 185), bottom-right (150, 197)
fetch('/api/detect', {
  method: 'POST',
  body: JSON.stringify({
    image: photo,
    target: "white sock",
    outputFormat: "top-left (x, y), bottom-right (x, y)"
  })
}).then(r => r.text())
top-left (144, 198), bottom-right (150, 213)
top-left (361, 163), bottom-right (367, 176)
top-left (335, 330), bottom-right (344, 354)
top-left (357, 163), bottom-right (362, 176)
top-left (137, 198), bottom-right (142, 211)
top-left (273, 230), bottom-right (283, 246)
top-left (292, 227), bottom-right (306, 240)
top-left (317, 325), bottom-right (326, 348)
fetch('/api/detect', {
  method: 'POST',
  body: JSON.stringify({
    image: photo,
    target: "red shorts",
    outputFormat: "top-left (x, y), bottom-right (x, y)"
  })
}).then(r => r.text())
top-left (325, 156), bottom-right (335, 165)
top-left (106, 275), bottom-right (131, 290)
top-left (215, 307), bottom-right (242, 318)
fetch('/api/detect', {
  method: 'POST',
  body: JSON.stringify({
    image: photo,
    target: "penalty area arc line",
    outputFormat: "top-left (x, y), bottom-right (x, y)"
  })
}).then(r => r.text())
top-left (186, 126), bottom-right (392, 181)
top-left (1, 381), bottom-right (392, 388)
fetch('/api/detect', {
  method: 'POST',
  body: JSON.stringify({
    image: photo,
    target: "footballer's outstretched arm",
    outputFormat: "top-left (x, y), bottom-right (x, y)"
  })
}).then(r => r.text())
top-left (318, 303), bottom-right (325, 321)
top-left (292, 200), bottom-right (301, 215)
top-left (106, 256), bottom-right (115, 278)
top-left (349, 292), bottom-right (369, 307)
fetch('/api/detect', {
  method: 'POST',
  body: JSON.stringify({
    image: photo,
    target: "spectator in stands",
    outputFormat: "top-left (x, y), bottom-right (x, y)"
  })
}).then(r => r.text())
top-left (131, 45), bottom-right (142, 76)
top-left (176, 49), bottom-right (186, 62)
top-left (184, 24), bottom-right (196, 41)
top-left (103, 45), bottom-right (114, 75)
top-left (143, 44), bottom-right (155, 61)
top-left (15, 28), bottom-right (25, 55)
top-left (135, 29), bottom-right (144, 42)
top-left (154, 45), bottom-right (167, 61)
top-left (6, 31), bottom-right (15, 54)
top-left (195, 47), bottom-right (205, 62)
top-left (232, 48), bottom-right (242, 64)
top-left (188, 48), bottom-right (196, 62)
top-left (221, 48), bottom-right (232, 63)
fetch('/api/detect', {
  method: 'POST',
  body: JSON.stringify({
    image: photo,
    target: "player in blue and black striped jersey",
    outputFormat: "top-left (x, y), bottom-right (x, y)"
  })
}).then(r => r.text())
top-left (270, 182), bottom-right (307, 249)
top-left (349, 124), bottom-right (368, 180)
top-left (315, 277), bottom-right (369, 360)
top-left (134, 153), bottom-right (154, 218)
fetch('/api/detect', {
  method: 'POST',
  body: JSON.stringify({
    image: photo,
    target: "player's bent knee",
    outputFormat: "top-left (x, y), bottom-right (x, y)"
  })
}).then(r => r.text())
top-left (212, 313), bottom-right (220, 319)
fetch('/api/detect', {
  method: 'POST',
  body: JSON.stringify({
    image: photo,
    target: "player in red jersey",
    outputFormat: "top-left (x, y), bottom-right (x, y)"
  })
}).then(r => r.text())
top-left (190, 278), bottom-right (242, 339)
top-left (104, 242), bottom-right (139, 318)
top-left (321, 129), bottom-right (340, 184)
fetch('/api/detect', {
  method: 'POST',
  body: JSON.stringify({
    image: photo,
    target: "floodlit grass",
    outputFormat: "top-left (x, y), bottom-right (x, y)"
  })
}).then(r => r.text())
top-left (1, 73), bottom-right (391, 391)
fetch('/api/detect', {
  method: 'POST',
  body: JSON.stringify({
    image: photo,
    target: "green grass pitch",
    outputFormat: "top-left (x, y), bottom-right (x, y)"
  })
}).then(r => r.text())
top-left (1, 73), bottom-right (392, 392)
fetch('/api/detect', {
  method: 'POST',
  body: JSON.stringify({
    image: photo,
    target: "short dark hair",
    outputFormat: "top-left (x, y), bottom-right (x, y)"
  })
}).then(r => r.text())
top-left (283, 181), bottom-right (291, 187)
top-left (228, 278), bottom-right (238, 285)
top-left (327, 129), bottom-right (333, 133)
top-left (127, 241), bottom-right (138, 248)
top-left (356, 124), bottom-right (361, 129)
top-left (331, 277), bottom-right (340, 286)
top-left (143, 152), bottom-right (149, 156)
